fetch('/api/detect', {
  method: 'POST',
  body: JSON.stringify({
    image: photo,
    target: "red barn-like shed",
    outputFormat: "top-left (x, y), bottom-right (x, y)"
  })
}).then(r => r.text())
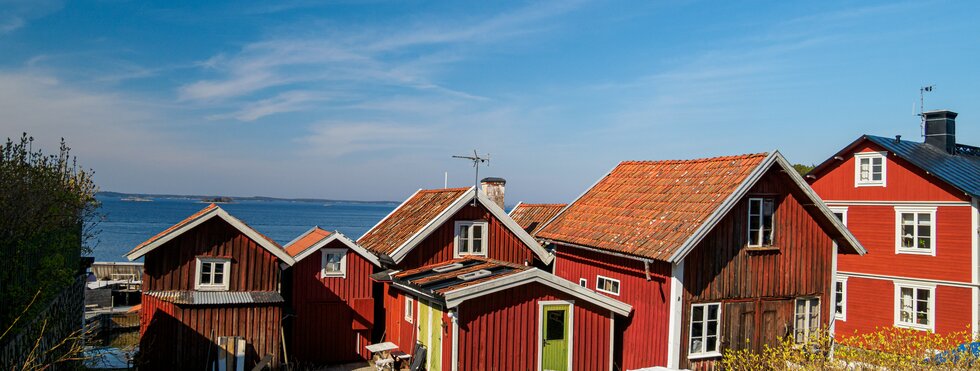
top-left (282, 227), bottom-right (381, 364)
top-left (379, 257), bottom-right (631, 371)
top-left (127, 204), bottom-right (295, 370)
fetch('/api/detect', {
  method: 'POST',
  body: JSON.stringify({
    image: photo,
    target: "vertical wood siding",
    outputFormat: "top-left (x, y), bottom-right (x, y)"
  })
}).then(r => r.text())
top-left (142, 218), bottom-right (280, 292)
top-left (382, 285), bottom-right (418, 352)
top-left (398, 204), bottom-right (536, 269)
top-left (455, 283), bottom-right (613, 371)
top-left (139, 294), bottom-right (282, 370)
top-left (289, 239), bottom-right (375, 363)
top-left (554, 247), bottom-right (671, 370)
top-left (682, 168), bottom-right (836, 369)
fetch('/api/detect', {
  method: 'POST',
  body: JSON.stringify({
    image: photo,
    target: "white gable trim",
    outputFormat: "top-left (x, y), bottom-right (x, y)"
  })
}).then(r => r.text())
top-left (358, 189), bottom-right (423, 245)
top-left (388, 188), bottom-right (554, 265)
top-left (667, 151), bottom-right (866, 263)
top-left (289, 231), bottom-right (382, 267)
top-left (441, 269), bottom-right (631, 316)
top-left (508, 201), bottom-right (523, 216)
top-left (126, 206), bottom-right (295, 265)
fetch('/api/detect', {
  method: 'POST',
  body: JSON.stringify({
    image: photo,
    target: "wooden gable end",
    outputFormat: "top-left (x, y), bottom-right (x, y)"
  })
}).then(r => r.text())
top-left (143, 217), bottom-right (281, 292)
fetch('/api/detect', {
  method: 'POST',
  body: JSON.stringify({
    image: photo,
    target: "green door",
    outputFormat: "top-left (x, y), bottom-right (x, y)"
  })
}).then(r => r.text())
top-left (541, 304), bottom-right (569, 371)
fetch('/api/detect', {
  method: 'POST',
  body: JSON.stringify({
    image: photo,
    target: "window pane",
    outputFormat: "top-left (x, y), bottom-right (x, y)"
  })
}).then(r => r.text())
top-left (918, 213), bottom-right (930, 223)
top-left (213, 263), bottom-right (224, 275)
top-left (472, 236), bottom-right (483, 253)
top-left (901, 213), bottom-right (914, 225)
top-left (214, 270), bottom-right (223, 285)
top-left (692, 306), bottom-right (703, 322)
top-left (546, 310), bottom-right (565, 340)
top-left (706, 321), bottom-right (717, 336)
top-left (201, 262), bottom-right (212, 284)
top-left (691, 339), bottom-right (703, 354)
top-left (749, 199), bottom-right (760, 215)
top-left (692, 322), bottom-right (703, 337)
top-left (748, 229), bottom-right (760, 245)
top-left (611, 281), bottom-right (620, 293)
top-left (706, 336), bottom-right (717, 352)
top-left (707, 304), bottom-right (718, 320)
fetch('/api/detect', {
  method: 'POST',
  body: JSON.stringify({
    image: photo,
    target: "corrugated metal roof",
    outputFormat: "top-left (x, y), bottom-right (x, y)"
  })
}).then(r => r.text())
top-left (865, 135), bottom-right (980, 198)
top-left (145, 290), bottom-right (284, 305)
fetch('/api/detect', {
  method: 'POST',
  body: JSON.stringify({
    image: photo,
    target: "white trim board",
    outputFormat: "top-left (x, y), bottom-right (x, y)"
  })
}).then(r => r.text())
top-left (666, 260), bottom-right (684, 369)
top-left (837, 271), bottom-right (978, 288)
top-left (823, 200), bottom-right (972, 207)
top-left (973, 198), bottom-right (979, 334)
top-left (126, 205), bottom-right (295, 265)
top-left (287, 229), bottom-right (382, 267)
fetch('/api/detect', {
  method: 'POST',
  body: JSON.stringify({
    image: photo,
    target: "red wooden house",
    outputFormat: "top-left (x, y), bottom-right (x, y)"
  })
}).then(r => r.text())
top-left (807, 110), bottom-right (980, 336)
top-left (126, 204), bottom-right (296, 370)
top-left (536, 152), bottom-right (865, 370)
top-left (378, 257), bottom-right (631, 371)
top-left (282, 227), bottom-right (381, 364)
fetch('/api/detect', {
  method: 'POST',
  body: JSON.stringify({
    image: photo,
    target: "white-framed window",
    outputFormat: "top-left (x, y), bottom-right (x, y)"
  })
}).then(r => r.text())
top-left (320, 248), bottom-right (347, 278)
top-left (829, 206), bottom-right (848, 226)
top-left (747, 198), bottom-right (775, 247)
top-left (894, 283), bottom-right (935, 331)
top-left (854, 152), bottom-right (886, 187)
top-left (689, 303), bottom-right (721, 358)
top-left (405, 296), bottom-right (414, 324)
top-left (834, 276), bottom-right (847, 321)
top-left (454, 221), bottom-right (488, 257)
top-left (595, 275), bottom-right (620, 296)
top-left (195, 257), bottom-right (230, 291)
top-left (894, 207), bottom-right (937, 255)
top-left (579, 278), bottom-right (587, 287)
top-left (794, 298), bottom-right (820, 344)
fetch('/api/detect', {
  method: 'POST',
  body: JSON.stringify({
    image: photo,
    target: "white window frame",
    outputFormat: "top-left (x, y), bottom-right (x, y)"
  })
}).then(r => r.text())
top-left (454, 220), bottom-right (489, 258)
top-left (854, 151), bottom-right (887, 187)
top-left (747, 197), bottom-right (775, 247)
top-left (320, 248), bottom-right (347, 278)
top-left (893, 282), bottom-right (936, 332)
top-left (793, 297), bottom-right (821, 345)
top-left (834, 276), bottom-right (847, 321)
top-left (595, 275), bottom-right (621, 296)
top-left (894, 207), bottom-right (937, 256)
top-left (579, 278), bottom-right (587, 287)
top-left (405, 296), bottom-right (414, 324)
top-left (195, 257), bottom-right (230, 291)
top-left (829, 206), bottom-right (848, 226)
top-left (688, 302), bottom-right (722, 359)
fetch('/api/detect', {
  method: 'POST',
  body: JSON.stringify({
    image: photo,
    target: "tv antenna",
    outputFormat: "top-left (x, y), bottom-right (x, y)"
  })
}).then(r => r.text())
top-left (452, 150), bottom-right (490, 205)
top-left (918, 85), bottom-right (935, 138)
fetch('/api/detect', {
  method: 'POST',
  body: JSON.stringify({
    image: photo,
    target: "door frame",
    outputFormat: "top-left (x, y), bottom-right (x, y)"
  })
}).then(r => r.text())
top-left (537, 300), bottom-right (574, 371)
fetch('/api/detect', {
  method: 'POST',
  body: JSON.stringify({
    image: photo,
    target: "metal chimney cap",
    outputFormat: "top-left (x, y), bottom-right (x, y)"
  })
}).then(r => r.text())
top-left (480, 177), bottom-right (506, 184)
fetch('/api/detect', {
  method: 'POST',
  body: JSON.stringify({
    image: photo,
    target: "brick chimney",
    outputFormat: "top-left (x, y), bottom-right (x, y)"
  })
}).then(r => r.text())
top-left (923, 110), bottom-right (958, 154)
top-left (480, 177), bottom-right (506, 209)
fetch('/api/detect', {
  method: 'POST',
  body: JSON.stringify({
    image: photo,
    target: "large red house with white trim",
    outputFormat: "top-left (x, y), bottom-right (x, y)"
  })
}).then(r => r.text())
top-left (536, 152), bottom-right (865, 370)
top-left (807, 110), bottom-right (980, 336)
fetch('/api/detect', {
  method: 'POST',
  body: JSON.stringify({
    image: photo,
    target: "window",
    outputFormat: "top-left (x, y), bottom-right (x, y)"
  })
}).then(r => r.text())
top-left (689, 303), bottom-right (721, 358)
top-left (747, 198), bottom-right (775, 247)
top-left (195, 258), bottom-right (230, 291)
top-left (454, 221), bottom-right (488, 257)
top-left (895, 283), bottom-right (934, 331)
top-left (794, 298), bottom-right (820, 344)
top-left (579, 278), bottom-right (587, 287)
top-left (895, 207), bottom-right (936, 255)
top-left (320, 248), bottom-right (347, 278)
top-left (596, 275), bottom-right (620, 296)
top-left (405, 297), bottom-right (414, 323)
top-left (835, 277), bottom-right (847, 321)
top-left (854, 152), bottom-right (886, 186)
top-left (829, 207), bottom-right (848, 226)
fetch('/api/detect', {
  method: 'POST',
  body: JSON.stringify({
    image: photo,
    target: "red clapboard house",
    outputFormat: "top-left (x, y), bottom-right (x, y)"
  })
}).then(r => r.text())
top-left (378, 257), bottom-right (632, 371)
top-left (282, 227), bottom-right (382, 364)
top-left (126, 204), bottom-right (296, 370)
top-left (807, 110), bottom-right (980, 336)
top-left (535, 152), bottom-right (866, 370)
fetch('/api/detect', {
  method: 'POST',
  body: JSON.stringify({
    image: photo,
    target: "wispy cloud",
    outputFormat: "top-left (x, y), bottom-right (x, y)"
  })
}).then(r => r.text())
top-left (301, 121), bottom-right (435, 158)
top-left (0, 0), bottom-right (63, 35)
top-left (207, 90), bottom-right (331, 121)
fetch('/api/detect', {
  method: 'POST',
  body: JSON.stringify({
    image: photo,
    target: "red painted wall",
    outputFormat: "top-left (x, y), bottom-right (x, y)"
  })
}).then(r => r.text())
top-left (382, 284), bottom-right (418, 352)
top-left (289, 239), bottom-right (375, 363)
top-left (139, 294), bottom-right (282, 370)
top-left (837, 277), bottom-right (973, 336)
top-left (553, 247), bottom-right (671, 370)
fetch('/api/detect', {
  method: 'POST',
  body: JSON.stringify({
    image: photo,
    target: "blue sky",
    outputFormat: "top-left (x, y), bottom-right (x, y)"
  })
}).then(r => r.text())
top-left (1, 1), bottom-right (978, 202)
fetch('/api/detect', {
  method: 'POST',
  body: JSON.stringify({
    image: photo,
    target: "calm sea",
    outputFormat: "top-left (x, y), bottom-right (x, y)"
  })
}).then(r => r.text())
top-left (89, 194), bottom-right (397, 262)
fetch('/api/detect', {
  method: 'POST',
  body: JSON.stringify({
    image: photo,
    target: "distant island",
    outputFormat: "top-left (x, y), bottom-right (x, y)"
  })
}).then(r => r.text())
top-left (97, 191), bottom-right (398, 205)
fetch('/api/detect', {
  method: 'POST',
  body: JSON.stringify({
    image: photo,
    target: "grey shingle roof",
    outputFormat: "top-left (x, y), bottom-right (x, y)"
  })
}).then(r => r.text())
top-left (864, 135), bottom-right (980, 198)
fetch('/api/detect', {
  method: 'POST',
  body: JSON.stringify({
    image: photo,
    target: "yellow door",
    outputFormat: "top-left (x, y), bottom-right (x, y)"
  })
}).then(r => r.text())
top-left (417, 300), bottom-right (442, 371)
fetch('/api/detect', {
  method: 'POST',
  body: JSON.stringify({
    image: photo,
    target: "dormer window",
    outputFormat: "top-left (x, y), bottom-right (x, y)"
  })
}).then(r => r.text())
top-left (747, 198), bottom-right (774, 247)
top-left (195, 257), bottom-right (230, 291)
top-left (854, 152), bottom-right (886, 187)
top-left (454, 221), bottom-right (488, 257)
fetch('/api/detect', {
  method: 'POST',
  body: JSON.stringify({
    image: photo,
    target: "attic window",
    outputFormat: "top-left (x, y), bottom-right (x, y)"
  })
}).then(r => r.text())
top-left (195, 258), bottom-right (230, 291)
top-left (454, 221), bottom-right (488, 257)
top-left (321, 248), bottom-right (347, 278)
top-left (854, 152), bottom-right (886, 187)
top-left (433, 263), bottom-right (465, 273)
top-left (747, 198), bottom-right (774, 247)
top-left (457, 269), bottom-right (492, 281)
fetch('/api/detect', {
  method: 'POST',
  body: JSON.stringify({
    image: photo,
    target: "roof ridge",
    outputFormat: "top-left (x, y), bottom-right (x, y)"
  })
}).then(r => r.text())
top-left (516, 203), bottom-right (567, 207)
top-left (619, 152), bottom-right (769, 165)
top-left (418, 187), bottom-right (471, 193)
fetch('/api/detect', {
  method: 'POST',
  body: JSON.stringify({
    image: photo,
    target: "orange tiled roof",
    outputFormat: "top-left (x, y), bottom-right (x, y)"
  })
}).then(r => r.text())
top-left (392, 257), bottom-right (528, 294)
top-left (510, 203), bottom-right (566, 236)
top-left (357, 188), bottom-right (470, 256)
top-left (127, 203), bottom-right (220, 255)
top-left (284, 227), bottom-right (332, 257)
top-left (536, 153), bottom-right (768, 261)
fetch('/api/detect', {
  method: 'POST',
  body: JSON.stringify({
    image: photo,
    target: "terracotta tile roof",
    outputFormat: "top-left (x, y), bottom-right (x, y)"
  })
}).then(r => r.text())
top-left (127, 203), bottom-right (220, 255)
top-left (536, 153), bottom-right (768, 261)
top-left (510, 203), bottom-right (566, 236)
top-left (283, 227), bottom-right (332, 257)
top-left (357, 188), bottom-right (470, 256)
top-left (391, 257), bottom-right (528, 295)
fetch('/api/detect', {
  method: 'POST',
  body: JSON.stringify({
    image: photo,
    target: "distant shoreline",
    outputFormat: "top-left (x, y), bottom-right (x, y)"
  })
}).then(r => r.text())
top-left (97, 191), bottom-right (398, 205)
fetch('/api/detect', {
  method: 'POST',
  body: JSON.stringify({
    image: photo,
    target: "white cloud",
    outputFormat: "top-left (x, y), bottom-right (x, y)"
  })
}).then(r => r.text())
top-left (301, 122), bottom-right (435, 158)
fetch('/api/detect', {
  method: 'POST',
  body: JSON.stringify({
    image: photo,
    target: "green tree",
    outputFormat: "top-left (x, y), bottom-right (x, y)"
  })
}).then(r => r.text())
top-left (793, 163), bottom-right (815, 176)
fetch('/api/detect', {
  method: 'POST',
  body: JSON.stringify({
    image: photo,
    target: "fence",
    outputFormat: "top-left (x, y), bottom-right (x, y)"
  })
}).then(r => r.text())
top-left (0, 275), bottom-right (85, 370)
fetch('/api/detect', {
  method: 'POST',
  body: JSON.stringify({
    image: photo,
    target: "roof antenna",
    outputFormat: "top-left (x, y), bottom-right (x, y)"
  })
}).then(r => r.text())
top-left (918, 85), bottom-right (935, 138)
top-left (452, 150), bottom-right (490, 206)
